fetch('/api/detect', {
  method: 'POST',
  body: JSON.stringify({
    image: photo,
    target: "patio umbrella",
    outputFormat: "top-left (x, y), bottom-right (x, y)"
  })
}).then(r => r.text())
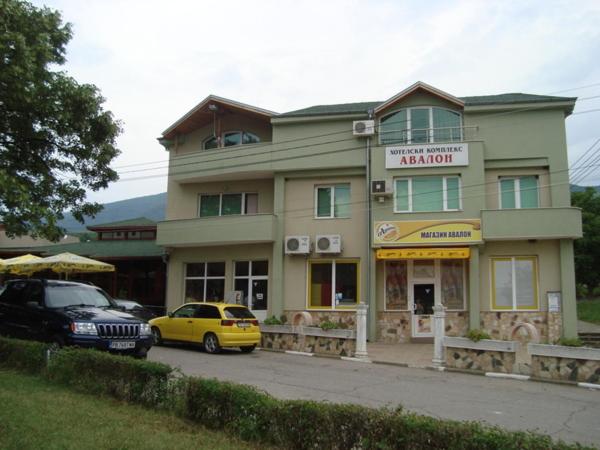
top-left (0, 254), bottom-right (43, 275)
top-left (31, 252), bottom-right (115, 275)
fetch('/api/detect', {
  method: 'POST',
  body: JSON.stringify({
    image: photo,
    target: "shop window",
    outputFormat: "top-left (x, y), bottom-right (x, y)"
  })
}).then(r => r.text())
top-left (380, 107), bottom-right (462, 145)
top-left (198, 193), bottom-right (258, 217)
top-left (441, 260), bottom-right (465, 310)
top-left (499, 176), bottom-right (539, 209)
top-left (315, 184), bottom-right (351, 218)
top-left (491, 257), bottom-right (538, 310)
top-left (395, 176), bottom-right (460, 212)
top-left (203, 131), bottom-right (261, 150)
top-left (308, 260), bottom-right (359, 309)
top-left (385, 261), bottom-right (408, 310)
top-left (234, 260), bottom-right (268, 311)
top-left (184, 262), bottom-right (225, 302)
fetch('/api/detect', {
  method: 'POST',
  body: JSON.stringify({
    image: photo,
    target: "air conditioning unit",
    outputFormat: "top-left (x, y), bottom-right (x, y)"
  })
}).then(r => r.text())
top-left (371, 179), bottom-right (393, 195)
top-left (315, 235), bottom-right (342, 254)
top-left (285, 235), bottom-right (310, 255)
top-left (353, 120), bottom-right (375, 136)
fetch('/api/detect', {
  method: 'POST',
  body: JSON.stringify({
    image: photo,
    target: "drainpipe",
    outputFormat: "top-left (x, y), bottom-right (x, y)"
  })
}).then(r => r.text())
top-left (365, 109), bottom-right (374, 342)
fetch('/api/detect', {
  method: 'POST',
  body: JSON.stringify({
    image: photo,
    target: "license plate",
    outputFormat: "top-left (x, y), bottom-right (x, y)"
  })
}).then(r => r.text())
top-left (236, 322), bottom-right (250, 328)
top-left (109, 341), bottom-right (136, 350)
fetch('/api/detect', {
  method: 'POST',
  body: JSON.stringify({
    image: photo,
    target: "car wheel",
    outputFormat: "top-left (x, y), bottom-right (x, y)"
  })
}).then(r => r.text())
top-left (240, 345), bottom-right (256, 353)
top-left (203, 333), bottom-right (221, 354)
top-left (151, 327), bottom-right (163, 345)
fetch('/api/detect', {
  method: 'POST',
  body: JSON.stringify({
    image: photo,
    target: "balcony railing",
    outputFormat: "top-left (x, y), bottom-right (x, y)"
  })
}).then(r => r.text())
top-left (379, 126), bottom-right (478, 146)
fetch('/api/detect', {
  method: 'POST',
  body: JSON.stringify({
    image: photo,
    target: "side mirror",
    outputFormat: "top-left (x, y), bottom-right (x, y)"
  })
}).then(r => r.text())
top-left (168, 312), bottom-right (174, 318)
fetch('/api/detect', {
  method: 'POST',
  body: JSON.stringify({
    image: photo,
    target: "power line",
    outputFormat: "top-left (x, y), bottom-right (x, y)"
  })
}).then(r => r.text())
top-left (569, 139), bottom-right (600, 184)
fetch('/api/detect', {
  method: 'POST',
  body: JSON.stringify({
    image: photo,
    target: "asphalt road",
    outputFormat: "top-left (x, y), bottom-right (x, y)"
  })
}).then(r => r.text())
top-left (149, 346), bottom-right (600, 447)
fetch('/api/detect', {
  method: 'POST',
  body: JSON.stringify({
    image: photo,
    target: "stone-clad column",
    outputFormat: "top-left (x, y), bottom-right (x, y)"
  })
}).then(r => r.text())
top-left (560, 239), bottom-right (578, 338)
top-left (271, 175), bottom-right (285, 319)
top-left (468, 246), bottom-right (480, 330)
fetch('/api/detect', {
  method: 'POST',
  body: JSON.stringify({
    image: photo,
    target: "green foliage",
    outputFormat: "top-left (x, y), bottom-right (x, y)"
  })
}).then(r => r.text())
top-left (0, 0), bottom-right (121, 240)
top-left (0, 336), bottom-right (48, 374)
top-left (557, 337), bottom-right (584, 347)
top-left (318, 320), bottom-right (348, 330)
top-left (577, 298), bottom-right (600, 324)
top-left (576, 283), bottom-right (589, 299)
top-left (263, 315), bottom-right (283, 325)
top-left (466, 329), bottom-right (492, 342)
top-left (572, 188), bottom-right (600, 293)
top-left (279, 314), bottom-right (287, 324)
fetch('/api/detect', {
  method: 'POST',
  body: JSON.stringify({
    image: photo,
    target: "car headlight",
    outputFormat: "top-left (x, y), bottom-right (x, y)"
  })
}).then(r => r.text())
top-left (140, 323), bottom-right (152, 336)
top-left (71, 322), bottom-right (98, 335)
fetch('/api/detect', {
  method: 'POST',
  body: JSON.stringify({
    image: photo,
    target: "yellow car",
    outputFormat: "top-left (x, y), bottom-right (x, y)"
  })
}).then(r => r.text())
top-left (149, 302), bottom-right (261, 353)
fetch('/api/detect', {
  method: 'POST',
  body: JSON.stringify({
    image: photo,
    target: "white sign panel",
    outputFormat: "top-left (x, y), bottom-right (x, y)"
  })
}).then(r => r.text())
top-left (385, 143), bottom-right (469, 169)
top-left (547, 292), bottom-right (561, 313)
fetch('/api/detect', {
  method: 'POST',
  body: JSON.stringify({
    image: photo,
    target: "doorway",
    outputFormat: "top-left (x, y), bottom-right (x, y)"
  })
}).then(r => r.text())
top-left (412, 283), bottom-right (435, 337)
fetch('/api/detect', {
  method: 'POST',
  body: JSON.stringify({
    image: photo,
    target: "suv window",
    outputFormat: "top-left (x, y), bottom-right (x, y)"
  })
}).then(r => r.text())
top-left (223, 307), bottom-right (255, 319)
top-left (195, 304), bottom-right (221, 319)
top-left (0, 281), bottom-right (28, 305)
top-left (24, 282), bottom-right (44, 306)
top-left (172, 304), bottom-right (197, 318)
top-left (45, 286), bottom-right (112, 309)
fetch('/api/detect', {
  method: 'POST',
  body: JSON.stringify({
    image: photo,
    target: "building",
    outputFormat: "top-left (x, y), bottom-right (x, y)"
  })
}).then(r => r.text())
top-left (156, 82), bottom-right (582, 343)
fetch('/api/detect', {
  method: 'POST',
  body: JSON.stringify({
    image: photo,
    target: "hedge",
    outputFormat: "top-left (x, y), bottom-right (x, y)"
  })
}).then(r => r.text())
top-left (0, 336), bottom-right (590, 450)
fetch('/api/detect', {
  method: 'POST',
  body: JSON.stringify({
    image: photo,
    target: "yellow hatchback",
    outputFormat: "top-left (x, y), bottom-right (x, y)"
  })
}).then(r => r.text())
top-left (149, 303), bottom-right (261, 354)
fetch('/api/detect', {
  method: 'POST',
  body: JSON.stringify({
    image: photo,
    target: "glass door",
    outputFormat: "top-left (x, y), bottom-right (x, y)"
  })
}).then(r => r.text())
top-left (234, 261), bottom-right (268, 321)
top-left (412, 283), bottom-right (435, 337)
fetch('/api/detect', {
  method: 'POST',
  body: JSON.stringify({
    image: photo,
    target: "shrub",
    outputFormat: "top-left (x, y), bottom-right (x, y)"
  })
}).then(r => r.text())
top-left (46, 347), bottom-right (173, 405)
top-left (576, 283), bottom-right (589, 299)
top-left (557, 337), bottom-right (584, 347)
top-left (592, 286), bottom-right (600, 298)
top-left (263, 315), bottom-right (283, 325)
top-left (0, 336), bottom-right (48, 374)
top-left (466, 329), bottom-right (492, 342)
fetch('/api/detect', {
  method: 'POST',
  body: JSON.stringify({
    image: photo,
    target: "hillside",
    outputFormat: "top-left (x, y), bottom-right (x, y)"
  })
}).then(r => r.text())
top-left (59, 192), bottom-right (167, 231)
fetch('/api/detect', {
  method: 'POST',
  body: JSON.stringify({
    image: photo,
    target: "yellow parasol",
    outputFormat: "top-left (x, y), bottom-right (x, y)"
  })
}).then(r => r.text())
top-left (30, 252), bottom-right (115, 275)
top-left (0, 254), bottom-right (43, 275)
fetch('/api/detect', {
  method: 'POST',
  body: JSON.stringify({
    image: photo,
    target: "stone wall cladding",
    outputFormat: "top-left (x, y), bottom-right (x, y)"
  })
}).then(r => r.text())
top-left (377, 311), bottom-right (411, 343)
top-left (446, 347), bottom-right (516, 374)
top-left (480, 311), bottom-right (561, 344)
top-left (282, 310), bottom-right (356, 329)
top-left (531, 355), bottom-right (600, 383)
top-left (260, 332), bottom-right (354, 357)
top-left (445, 311), bottom-right (468, 337)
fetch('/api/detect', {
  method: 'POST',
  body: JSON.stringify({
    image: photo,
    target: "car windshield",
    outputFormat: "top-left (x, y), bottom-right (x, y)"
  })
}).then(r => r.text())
top-left (46, 286), bottom-right (112, 309)
top-left (223, 307), bottom-right (255, 319)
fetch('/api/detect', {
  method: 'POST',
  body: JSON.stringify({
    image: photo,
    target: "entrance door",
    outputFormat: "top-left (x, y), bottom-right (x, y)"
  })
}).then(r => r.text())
top-left (234, 261), bottom-right (268, 322)
top-left (412, 283), bottom-right (435, 337)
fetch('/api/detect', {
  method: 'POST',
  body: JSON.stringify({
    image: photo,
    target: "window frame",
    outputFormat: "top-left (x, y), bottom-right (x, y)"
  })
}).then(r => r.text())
top-left (379, 107), bottom-right (463, 145)
top-left (314, 184), bottom-right (351, 219)
top-left (490, 256), bottom-right (539, 311)
top-left (306, 259), bottom-right (360, 310)
top-left (197, 192), bottom-right (258, 217)
top-left (393, 176), bottom-right (462, 213)
top-left (498, 176), bottom-right (540, 209)
top-left (183, 262), bottom-right (226, 303)
top-left (233, 260), bottom-right (269, 311)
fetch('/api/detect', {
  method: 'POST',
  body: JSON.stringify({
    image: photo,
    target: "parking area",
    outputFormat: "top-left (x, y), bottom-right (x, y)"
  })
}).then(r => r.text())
top-left (148, 345), bottom-right (600, 446)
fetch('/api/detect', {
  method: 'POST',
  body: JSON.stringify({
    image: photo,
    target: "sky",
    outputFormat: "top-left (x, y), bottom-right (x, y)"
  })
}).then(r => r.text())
top-left (32, 0), bottom-right (600, 204)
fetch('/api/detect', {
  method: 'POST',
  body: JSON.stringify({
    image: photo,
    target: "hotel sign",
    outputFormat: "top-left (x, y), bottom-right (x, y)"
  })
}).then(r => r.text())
top-left (374, 219), bottom-right (481, 245)
top-left (385, 143), bottom-right (468, 169)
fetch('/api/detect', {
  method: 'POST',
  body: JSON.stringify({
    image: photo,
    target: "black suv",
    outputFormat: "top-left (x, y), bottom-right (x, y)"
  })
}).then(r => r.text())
top-left (0, 279), bottom-right (153, 358)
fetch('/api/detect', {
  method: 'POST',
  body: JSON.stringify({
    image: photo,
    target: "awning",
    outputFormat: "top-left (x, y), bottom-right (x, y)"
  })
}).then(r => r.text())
top-left (376, 247), bottom-right (470, 260)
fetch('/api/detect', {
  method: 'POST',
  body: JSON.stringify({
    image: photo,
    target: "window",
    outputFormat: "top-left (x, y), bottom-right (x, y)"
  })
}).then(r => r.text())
top-left (394, 176), bottom-right (461, 212)
top-left (195, 304), bottom-right (222, 319)
top-left (184, 262), bottom-right (225, 302)
top-left (234, 260), bottom-right (268, 311)
top-left (172, 304), bottom-right (198, 318)
top-left (385, 261), bottom-right (408, 310)
top-left (315, 184), bottom-right (351, 218)
top-left (198, 193), bottom-right (258, 217)
top-left (380, 107), bottom-right (462, 145)
top-left (203, 131), bottom-right (261, 150)
top-left (308, 260), bottom-right (359, 309)
top-left (128, 231), bottom-right (140, 240)
top-left (491, 257), bottom-right (538, 310)
top-left (440, 260), bottom-right (465, 310)
top-left (499, 176), bottom-right (539, 209)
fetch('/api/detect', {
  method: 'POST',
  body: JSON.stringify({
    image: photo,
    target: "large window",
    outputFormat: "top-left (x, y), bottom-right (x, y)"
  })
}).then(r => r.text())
top-left (234, 260), bottom-right (268, 311)
top-left (440, 260), bottom-right (465, 310)
top-left (385, 261), bottom-right (408, 310)
top-left (499, 176), bottom-right (539, 209)
top-left (380, 107), bottom-right (462, 145)
top-left (184, 262), bottom-right (225, 302)
top-left (315, 184), bottom-right (351, 218)
top-left (203, 131), bottom-right (261, 150)
top-left (199, 193), bottom-right (258, 217)
top-left (395, 176), bottom-right (460, 212)
top-left (491, 257), bottom-right (538, 310)
top-left (308, 260), bottom-right (359, 309)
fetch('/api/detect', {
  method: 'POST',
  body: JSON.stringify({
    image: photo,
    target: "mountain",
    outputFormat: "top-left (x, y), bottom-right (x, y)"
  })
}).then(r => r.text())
top-left (58, 192), bottom-right (167, 231)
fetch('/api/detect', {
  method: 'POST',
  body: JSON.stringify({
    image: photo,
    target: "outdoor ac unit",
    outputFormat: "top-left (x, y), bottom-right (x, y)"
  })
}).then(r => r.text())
top-left (352, 120), bottom-right (375, 136)
top-left (371, 179), bottom-right (393, 195)
top-left (315, 235), bottom-right (342, 254)
top-left (285, 235), bottom-right (310, 255)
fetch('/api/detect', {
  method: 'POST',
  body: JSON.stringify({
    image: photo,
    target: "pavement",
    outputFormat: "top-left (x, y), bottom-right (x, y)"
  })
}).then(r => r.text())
top-left (148, 345), bottom-right (600, 447)
top-left (579, 320), bottom-right (600, 333)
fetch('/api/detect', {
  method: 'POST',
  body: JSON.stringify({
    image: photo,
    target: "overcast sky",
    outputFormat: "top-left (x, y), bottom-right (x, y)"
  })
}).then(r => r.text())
top-left (32, 0), bottom-right (600, 204)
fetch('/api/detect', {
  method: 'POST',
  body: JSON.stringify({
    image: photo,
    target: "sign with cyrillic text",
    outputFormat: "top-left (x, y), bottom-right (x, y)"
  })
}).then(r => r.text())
top-left (385, 143), bottom-right (468, 169)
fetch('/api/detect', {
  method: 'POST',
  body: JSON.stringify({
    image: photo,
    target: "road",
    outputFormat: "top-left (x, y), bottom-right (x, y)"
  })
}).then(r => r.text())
top-left (149, 346), bottom-right (600, 447)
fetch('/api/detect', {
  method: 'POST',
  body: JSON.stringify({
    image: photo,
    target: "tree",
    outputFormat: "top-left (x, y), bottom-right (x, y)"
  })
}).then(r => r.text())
top-left (0, 0), bottom-right (121, 241)
top-left (571, 187), bottom-right (600, 295)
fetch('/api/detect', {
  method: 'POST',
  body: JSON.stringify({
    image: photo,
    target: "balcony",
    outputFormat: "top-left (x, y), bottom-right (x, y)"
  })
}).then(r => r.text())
top-left (157, 214), bottom-right (277, 247)
top-left (481, 208), bottom-right (582, 240)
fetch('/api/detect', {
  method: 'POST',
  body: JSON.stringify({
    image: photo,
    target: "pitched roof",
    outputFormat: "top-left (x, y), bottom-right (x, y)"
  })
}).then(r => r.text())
top-left (87, 217), bottom-right (156, 230)
top-left (36, 239), bottom-right (164, 259)
top-left (279, 93), bottom-right (576, 118)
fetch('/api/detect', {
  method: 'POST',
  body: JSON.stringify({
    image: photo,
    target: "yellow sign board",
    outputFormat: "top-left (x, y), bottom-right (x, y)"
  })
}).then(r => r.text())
top-left (376, 248), bottom-right (470, 260)
top-left (374, 219), bottom-right (481, 245)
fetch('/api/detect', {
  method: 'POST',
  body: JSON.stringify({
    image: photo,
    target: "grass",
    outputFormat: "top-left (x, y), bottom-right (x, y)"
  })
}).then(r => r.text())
top-left (0, 370), bottom-right (264, 450)
top-left (577, 298), bottom-right (600, 324)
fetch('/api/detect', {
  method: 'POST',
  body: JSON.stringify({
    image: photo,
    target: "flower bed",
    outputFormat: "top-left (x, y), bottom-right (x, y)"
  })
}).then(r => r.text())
top-left (444, 336), bottom-right (518, 374)
top-left (260, 324), bottom-right (355, 357)
top-left (528, 343), bottom-right (600, 384)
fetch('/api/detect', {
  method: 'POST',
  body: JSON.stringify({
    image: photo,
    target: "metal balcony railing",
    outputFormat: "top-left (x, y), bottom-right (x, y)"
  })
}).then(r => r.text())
top-left (379, 126), bottom-right (478, 145)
